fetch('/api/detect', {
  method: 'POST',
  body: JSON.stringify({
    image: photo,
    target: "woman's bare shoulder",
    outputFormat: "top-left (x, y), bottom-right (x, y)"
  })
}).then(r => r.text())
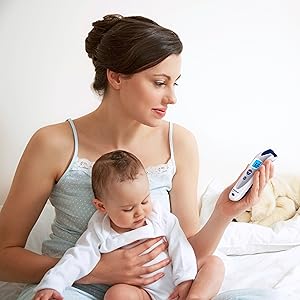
top-left (172, 123), bottom-right (199, 164)
top-left (30, 121), bottom-right (73, 151)
top-left (172, 123), bottom-right (197, 144)
top-left (24, 121), bottom-right (75, 178)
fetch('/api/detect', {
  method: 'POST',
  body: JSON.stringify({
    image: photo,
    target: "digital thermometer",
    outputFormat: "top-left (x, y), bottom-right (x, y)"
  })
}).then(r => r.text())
top-left (229, 149), bottom-right (277, 201)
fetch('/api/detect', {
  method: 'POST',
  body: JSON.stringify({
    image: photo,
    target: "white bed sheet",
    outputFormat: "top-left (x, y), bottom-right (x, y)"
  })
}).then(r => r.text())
top-left (218, 246), bottom-right (300, 299)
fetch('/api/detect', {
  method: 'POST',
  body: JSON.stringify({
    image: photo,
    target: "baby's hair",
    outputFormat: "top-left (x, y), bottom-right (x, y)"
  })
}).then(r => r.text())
top-left (92, 150), bottom-right (145, 199)
top-left (85, 14), bottom-right (183, 95)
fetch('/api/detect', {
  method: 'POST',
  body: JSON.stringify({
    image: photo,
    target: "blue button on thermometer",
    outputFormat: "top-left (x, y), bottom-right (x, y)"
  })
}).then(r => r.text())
top-left (229, 149), bottom-right (277, 201)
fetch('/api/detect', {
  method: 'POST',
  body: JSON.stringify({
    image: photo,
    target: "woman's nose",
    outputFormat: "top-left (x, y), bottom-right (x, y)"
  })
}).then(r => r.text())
top-left (168, 95), bottom-right (177, 104)
top-left (163, 88), bottom-right (177, 105)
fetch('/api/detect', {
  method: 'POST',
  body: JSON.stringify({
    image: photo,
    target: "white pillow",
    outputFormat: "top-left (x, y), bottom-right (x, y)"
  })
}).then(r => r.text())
top-left (200, 180), bottom-right (300, 255)
top-left (0, 203), bottom-right (55, 299)
top-left (219, 217), bottom-right (300, 255)
top-left (25, 202), bottom-right (55, 253)
top-left (199, 178), bottom-right (224, 227)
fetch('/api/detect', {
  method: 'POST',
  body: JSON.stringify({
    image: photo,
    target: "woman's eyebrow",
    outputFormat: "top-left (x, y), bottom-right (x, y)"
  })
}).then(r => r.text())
top-left (153, 73), bottom-right (181, 81)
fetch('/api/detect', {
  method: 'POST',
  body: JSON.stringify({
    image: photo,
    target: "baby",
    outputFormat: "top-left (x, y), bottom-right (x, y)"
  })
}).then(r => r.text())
top-left (33, 150), bottom-right (224, 300)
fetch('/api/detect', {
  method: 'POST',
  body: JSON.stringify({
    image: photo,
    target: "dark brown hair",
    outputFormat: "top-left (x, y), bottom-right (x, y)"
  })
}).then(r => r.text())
top-left (92, 150), bottom-right (145, 199)
top-left (85, 14), bottom-right (183, 95)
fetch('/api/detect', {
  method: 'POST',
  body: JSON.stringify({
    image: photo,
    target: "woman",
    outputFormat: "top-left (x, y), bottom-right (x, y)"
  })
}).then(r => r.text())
top-left (0, 14), bottom-right (282, 299)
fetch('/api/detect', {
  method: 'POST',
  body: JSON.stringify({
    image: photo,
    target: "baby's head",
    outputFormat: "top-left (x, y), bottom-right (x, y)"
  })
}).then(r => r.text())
top-left (91, 150), bottom-right (152, 233)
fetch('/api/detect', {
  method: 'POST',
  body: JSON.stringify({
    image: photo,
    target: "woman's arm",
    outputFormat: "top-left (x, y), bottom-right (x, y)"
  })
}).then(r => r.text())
top-left (170, 124), bottom-right (274, 259)
top-left (189, 163), bottom-right (272, 258)
top-left (170, 124), bottom-right (201, 238)
top-left (0, 124), bottom-right (71, 282)
top-left (169, 124), bottom-right (202, 247)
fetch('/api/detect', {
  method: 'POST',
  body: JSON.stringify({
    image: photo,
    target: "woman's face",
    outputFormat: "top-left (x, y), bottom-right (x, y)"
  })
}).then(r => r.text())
top-left (119, 54), bottom-right (182, 127)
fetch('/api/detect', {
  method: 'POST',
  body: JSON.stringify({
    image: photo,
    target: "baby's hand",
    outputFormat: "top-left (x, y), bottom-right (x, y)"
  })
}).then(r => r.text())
top-left (33, 288), bottom-right (63, 300)
top-left (168, 280), bottom-right (193, 299)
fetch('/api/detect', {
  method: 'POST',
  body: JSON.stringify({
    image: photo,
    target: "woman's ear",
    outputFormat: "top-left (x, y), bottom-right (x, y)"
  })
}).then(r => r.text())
top-left (107, 69), bottom-right (122, 90)
top-left (93, 198), bottom-right (106, 213)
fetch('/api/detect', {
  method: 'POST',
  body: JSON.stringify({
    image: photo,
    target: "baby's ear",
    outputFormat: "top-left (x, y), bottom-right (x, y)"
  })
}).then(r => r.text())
top-left (93, 198), bottom-right (106, 212)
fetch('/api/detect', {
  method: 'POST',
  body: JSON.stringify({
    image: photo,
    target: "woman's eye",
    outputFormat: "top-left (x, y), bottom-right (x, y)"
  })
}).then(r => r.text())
top-left (154, 81), bottom-right (178, 87)
top-left (142, 200), bottom-right (148, 205)
top-left (154, 81), bottom-right (166, 87)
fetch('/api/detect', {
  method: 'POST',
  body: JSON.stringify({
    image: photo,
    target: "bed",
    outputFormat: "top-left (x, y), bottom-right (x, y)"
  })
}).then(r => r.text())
top-left (1, 181), bottom-right (300, 299)
top-left (200, 179), bottom-right (300, 299)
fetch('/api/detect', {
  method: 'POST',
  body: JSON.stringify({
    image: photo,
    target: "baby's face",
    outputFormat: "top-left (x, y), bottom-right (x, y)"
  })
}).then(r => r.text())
top-left (103, 172), bottom-right (152, 233)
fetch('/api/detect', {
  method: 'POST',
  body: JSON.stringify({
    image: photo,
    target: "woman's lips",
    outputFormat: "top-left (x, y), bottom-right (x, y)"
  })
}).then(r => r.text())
top-left (152, 108), bottom-right (166, 118)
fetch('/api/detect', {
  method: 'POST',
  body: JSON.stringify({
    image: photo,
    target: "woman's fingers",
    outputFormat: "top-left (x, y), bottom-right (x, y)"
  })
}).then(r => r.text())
top-left (137, 271), bottom-right (165, 286)
top-left (215, 160), bottom-right (276, 221)
top-left (264, 160), bottom-right (270, 181)
top-left (119, 237), bottom-right (170, 285)
top-left (265, 159), bottom-right (274, 180)
top-left (270, 160), bottom-right (275, 178)
top-left (249, 171), bottom-right (260, 199)
top-left (140, 256), bottom-right (171, 275)
top-left (130, 237), bottom-right (168, 257)
top-left (258, 164), bottom-right (266, 195)
top-left (79, 236), bottom-right (170, 286)
top-left (246, 160), bottom-right (274, 205)
top-left (130, 237), bottom-right (171, 284)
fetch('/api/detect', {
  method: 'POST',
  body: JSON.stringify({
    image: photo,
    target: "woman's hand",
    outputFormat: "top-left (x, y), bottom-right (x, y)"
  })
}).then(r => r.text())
top-left (77, 236), bottom-right (170, 286)
top-left (214, 160), bottom-right (274, 222)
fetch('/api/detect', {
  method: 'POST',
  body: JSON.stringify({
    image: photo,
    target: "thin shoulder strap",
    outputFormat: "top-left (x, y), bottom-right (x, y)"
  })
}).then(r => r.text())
top-left (67, 118), bottom-right (79, 160)
top-left (168, 122), bottom-right (175, 162)
top-left (55, 119), bottom-right (79, 184)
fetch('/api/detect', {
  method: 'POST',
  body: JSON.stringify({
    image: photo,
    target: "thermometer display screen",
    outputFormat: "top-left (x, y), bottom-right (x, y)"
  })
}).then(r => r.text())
top-left (252, 159), bottom-right (262, 169)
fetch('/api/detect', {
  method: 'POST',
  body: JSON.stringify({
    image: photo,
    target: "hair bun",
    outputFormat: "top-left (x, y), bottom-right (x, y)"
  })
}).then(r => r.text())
top-left (85, 14), bottom-right (123, 62)
top-left (103, 14), bottom-right (123, 22)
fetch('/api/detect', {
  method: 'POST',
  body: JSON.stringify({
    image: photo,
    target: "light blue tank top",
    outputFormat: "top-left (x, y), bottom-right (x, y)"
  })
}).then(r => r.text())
top-left (42, 119), bottom-right (176, 257)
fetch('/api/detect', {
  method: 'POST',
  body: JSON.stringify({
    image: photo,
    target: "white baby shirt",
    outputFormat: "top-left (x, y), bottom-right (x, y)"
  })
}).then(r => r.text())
top-left (36, 201), bottom-right (197, 300)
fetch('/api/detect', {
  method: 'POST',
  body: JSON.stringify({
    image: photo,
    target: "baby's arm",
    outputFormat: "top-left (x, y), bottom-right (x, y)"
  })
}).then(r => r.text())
top-left (160, 211), bottom-right (197, 298)
top-left (34, 213), bottom-right (102, 295)
top-left (33, 288), bottom-right (63, 300)
top-left (163, 211), bottom-right (197, 285)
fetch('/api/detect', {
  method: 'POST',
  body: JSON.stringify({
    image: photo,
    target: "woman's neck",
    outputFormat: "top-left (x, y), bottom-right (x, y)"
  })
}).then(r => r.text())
top-left (88, 101), bottom-right (150, 149)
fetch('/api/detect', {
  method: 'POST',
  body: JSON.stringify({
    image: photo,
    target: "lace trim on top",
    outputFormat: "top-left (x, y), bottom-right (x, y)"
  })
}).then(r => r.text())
top-left (58, 119), bottom-right (175, 183)
top-left (145, 159), bottom-right (173, 175)
top-left (76, 158), bottom-right (93, 169)
top-left (75, 157), bottom-right (173, 175)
